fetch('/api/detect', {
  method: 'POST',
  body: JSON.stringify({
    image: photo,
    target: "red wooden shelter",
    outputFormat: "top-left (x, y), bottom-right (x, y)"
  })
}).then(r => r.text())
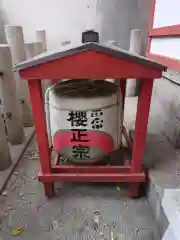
top-left (15, 31), bottom-right (166, 198)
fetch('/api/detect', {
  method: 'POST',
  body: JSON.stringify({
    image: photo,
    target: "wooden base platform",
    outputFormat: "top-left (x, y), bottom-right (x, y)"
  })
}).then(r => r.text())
top-left (38, 159), bottom-right (147, 198)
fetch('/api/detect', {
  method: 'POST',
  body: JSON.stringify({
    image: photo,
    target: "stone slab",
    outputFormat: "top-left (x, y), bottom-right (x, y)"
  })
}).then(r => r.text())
top-left (124, 96), bottom-right (180, 239)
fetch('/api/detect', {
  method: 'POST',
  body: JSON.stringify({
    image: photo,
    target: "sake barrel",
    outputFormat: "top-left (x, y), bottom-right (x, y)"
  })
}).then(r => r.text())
top-left (46, 79), bottom-right (123, 164)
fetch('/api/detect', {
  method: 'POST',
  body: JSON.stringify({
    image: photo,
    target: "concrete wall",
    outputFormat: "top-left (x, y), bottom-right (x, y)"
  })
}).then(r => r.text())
top-left (97, 0), bottom-right (152, 53)
top-left (96, 0), bottom-right (180, 147)
top-left (0, 0), bottom-right (98, 49)
top-left (0, 0), bottom-right (151, 51)
top-left (150, 72), bottom-right (180, 147)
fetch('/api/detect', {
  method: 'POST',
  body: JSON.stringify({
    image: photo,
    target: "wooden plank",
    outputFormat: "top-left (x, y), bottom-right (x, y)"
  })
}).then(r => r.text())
top-left (52, 165), bottom-right (131, 174)
top-left (15, 42), bottom-right (166, 72)
top-left (38, 171), bottom-right (145, 182)
top-left (19, 51), bottom-right (163, 80)
top-left (149, 25), bottom-right (180, 37)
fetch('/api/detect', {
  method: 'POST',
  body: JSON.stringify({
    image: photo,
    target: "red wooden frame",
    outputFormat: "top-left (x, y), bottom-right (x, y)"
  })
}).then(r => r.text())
top-left (149, 25), bottom-right (180, 37)
top-left (18, 47), bottom-right (164, 198)
top-left (20, 51), bottom-right (162, 80)
top-left (27, 77), bottom-right (153, 198)
top-left (146, 53), bottom-right (180, 71)
top-left (40, 157), bottom-right (145, 183)
top-left (147, 0), bottom-right (180, 71)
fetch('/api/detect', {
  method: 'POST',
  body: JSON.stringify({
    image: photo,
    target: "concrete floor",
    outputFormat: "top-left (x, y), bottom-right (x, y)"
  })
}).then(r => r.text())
top-left (0, 127), bottom-right (34, 194)
top-left (0, 139), bottom-right (155, 240)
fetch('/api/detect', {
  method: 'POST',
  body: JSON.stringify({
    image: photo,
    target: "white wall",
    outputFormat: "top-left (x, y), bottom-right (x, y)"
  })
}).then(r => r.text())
top-left (0, 0), bottom-right (98, 49)
top-left (150, 37), bottom-right (180, 60)
top-left (150, 0), bottom-right (180, 59)
top-left (153, 0), bottom-right (180, 28)
top-left (97, 0), bottom-right (151, 53)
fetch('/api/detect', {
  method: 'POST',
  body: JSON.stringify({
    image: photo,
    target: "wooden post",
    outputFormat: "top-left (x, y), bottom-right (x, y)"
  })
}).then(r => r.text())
top-left (5, 25), bottom-right (33, 127)
top-left (36, 29), bottom-right (47, 51)
top-left (0, 108), bottom-right (12, 170)
top-left (0, 45), bottom-right (25, 144)
top-left (28, 80), bottom-right (54, 197)
top-left (5, 25), bottom-right (26, 65)
top-left (106, 40), bottom-right (117, 83)
top-left (25, 41), bottom-right (49, 97)
top-left (25, 41), bottom-right (43, 59)
top-left (129, 78), bottom-right (153, 197)
top-left (131, 79), bottom-right (153, 172)
top-left (126, 29), bottom-right (143, 97)
top-left (36, 30), bottom-right (51, 93)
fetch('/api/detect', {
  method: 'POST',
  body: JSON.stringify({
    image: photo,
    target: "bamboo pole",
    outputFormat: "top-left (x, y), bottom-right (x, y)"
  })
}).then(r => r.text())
top-left (0, 108), bottom-right (12, 170)
top-left (5, 25), bottom-right (33, 127)
top-left (126, 29), bottom-right (143, 97)
top-left (0, 45), bottom-right (25, 144)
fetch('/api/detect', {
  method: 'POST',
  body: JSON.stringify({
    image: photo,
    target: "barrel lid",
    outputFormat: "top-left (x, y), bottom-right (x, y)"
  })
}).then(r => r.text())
top-left (52, 79), bottom-right (118, 98)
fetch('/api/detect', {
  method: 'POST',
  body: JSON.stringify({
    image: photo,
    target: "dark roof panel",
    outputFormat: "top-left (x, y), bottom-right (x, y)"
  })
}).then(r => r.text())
top-left (14, 42), bottom-right (166, 71)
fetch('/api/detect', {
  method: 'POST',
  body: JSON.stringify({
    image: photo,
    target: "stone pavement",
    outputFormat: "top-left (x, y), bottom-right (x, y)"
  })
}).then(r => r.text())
top-left (124, 96), bottom-right (180, 239)
top-left (0, 127), bottom-right (34, 194)
top-left (0, 139), bottom-right (156, 240)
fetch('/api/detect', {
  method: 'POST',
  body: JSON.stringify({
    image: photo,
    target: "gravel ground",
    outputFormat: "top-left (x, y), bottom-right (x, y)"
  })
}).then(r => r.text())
top-left (0, 138), bottom-right (155, 240)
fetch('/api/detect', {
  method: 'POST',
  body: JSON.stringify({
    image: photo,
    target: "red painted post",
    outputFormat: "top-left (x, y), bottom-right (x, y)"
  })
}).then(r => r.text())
top-left (131, 79), bottom-right (153, 172)
top-left (28, 80), bottom-right (54, 197)
top-left (146, 0), bottom-right (156, 55)
top-left (129, 78), bottom-right (153, 197)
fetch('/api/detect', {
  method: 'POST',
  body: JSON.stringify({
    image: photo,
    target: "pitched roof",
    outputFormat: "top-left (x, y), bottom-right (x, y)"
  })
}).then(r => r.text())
top-left (14, 42), bottom-right (166, 72)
